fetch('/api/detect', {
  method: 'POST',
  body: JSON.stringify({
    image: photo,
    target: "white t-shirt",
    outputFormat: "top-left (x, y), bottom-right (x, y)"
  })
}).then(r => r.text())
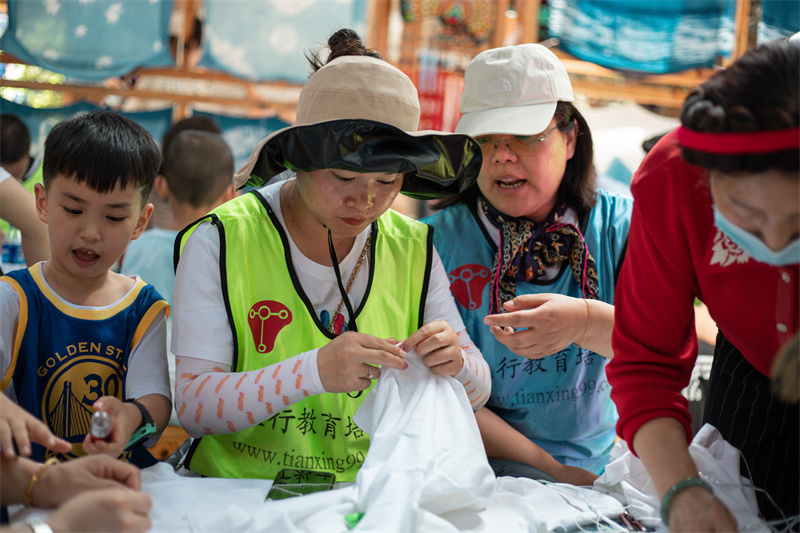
top-left (0, 267), bottom-right (171, 402)
top-left (172, 180), bottom-right (466, 366)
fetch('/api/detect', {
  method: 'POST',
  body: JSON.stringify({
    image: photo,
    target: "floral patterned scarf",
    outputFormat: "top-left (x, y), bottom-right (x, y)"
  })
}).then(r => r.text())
top-left (480, 196), bottom-right (600, 315)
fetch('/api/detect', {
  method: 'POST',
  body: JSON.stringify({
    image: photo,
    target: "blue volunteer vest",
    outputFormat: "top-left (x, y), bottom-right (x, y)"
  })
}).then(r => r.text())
top-left (1, 264), bottom-right (169, 467)
top-left (422, 191), bottom-right (632, 473)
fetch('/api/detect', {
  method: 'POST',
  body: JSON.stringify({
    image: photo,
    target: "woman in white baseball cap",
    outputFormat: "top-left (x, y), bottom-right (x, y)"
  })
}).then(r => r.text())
top-left (169, 29), bottom-right (491, 481)
top-left (423, 43), bottom-right (633, 483)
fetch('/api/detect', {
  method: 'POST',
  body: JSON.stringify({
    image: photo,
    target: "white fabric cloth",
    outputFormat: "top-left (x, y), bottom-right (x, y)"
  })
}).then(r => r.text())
top-left (132, 351), bottom-right (623, 532)
top-left (594, 423), bottom-right (767, 532)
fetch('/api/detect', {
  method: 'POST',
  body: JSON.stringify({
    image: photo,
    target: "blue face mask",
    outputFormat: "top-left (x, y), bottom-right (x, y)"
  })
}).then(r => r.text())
top-left (713, 206), bottom-right (800, 266)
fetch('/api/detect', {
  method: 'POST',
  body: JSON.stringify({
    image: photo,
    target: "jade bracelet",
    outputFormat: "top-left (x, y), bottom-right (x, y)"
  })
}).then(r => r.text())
top-left (660, 477), bottom-right (713, 526)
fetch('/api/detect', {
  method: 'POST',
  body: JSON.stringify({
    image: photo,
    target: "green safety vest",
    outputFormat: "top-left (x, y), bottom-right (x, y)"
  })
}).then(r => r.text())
top-left (178, 191), bottom-right (431, 481)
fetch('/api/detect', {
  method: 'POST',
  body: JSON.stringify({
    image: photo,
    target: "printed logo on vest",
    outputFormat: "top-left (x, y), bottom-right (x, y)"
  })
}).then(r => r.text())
top-left (248, 301), bottom-right (292, 353)
top-left (448, 264), bottom-right (491, 310)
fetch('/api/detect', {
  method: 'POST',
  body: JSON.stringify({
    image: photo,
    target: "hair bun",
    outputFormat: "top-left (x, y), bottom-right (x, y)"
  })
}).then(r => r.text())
top-left (328, 28), bottom-right (364, 53)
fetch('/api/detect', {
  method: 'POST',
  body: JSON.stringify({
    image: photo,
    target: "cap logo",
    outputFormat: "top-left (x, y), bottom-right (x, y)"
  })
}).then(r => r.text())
top-left (483, 78), bottom-right (513, 96)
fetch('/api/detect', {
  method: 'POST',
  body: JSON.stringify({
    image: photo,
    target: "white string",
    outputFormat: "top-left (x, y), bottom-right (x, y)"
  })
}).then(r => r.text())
top-left (538, 480), bottom-right (629, 532)
top-left (699, 439), bottom-right (794, 531)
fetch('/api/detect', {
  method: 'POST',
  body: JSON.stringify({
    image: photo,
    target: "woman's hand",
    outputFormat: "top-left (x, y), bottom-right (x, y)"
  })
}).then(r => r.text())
top-left (550, 463), bottom-right (598, 486)
top-left (82, 397), bottom-right (141, 458)
top-left (0, 394), bottom-right (71, 458)
top-left (317, 332), bottom-right (407, 393)
top-left (401, 321), bottom-right (463, 377)
top-left (667, 486), bottom-right (737, 532)
top-left (484, 293), bottom-right (586, 358)
top-left (29, 454), bottom-right (142, 509)
top-left (46, 488), bottom-right (152, 533)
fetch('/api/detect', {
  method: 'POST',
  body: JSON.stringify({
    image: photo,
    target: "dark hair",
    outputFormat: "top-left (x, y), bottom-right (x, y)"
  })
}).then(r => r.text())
top-left (42, 110), bottom-right (161, 205)
top-left (163, 130), bottom-right (234, 208)
top-left (680, 39), bottom-right (799, 174)
top-left (432, 102), bottom-right (597, 216)
top-left (306, 28), bottom-right (383, 73)
top-left (160, 116), bottom-right (222, 174)
top-left (0, 114), bottom-right (31, 164)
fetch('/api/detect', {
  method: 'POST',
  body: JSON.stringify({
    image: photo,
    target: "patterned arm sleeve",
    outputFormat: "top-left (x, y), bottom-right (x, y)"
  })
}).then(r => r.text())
top-left (174, 351), bottom-right (326, 437)
top-left (453, 329), bottom-right (491, 411)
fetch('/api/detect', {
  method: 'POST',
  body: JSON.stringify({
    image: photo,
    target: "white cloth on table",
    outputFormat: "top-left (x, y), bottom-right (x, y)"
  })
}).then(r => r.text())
top-left (4, 348), bottom-right (623, 531)
top-left (594, 423), bottom-right (767, 532)
top-left (134, 350), bottom-right (623, 532)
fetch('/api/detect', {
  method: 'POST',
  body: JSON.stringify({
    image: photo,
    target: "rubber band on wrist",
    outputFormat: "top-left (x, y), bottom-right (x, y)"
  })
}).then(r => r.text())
top-left (25, 457), bottom-right (60, 507)
top-left (572, 298), bottom-right (590, 349)
top-left (660, 477), bottom-right (713, 526)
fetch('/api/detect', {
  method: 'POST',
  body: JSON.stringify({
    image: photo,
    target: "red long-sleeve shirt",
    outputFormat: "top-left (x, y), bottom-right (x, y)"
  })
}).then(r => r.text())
top-left (608, 130), bottom-right (799, 451)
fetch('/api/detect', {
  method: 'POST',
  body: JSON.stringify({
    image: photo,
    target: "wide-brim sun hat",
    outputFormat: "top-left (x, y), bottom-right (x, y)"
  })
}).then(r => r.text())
top-left (455, 43), bottom-right (574, 138)
top-left (234, 55), bottom-right (482, 200)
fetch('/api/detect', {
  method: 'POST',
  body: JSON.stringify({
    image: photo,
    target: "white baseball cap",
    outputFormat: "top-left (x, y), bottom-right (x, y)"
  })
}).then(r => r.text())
top-left (455, 43), bottom-right (574, 137)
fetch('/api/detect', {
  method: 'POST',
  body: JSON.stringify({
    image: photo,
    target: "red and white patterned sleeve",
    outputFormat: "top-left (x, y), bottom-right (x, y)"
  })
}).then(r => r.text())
top-left (453, 329), bottom-right (491, 410)
top-left (174, 351), bottom-right (325, 437)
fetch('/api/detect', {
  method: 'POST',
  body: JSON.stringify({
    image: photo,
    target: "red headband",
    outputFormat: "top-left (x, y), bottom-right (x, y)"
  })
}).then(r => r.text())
top-left (676, 125), bottom-right (800, 154)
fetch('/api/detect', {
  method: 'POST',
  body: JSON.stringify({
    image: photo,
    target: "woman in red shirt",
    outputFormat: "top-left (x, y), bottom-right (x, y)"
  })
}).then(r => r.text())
top-left (608, 39), bottom-right (799, 531)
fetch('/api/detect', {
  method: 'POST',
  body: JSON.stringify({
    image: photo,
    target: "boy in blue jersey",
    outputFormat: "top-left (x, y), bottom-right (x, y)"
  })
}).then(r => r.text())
top-left (0, 110), bottom-right (171, 467)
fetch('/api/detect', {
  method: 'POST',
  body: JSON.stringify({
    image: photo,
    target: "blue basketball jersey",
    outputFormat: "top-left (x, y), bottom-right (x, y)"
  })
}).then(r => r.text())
top-left (1, 263), bottom-right (169, 467)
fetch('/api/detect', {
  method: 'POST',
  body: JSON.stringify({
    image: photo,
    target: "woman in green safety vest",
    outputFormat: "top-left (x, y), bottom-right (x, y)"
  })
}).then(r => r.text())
top-left (170, 29), bottom-right (491, 481)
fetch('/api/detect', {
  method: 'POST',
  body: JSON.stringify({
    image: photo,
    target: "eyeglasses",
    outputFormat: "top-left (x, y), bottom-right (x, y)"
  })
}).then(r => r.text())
top-left (475, 124), bottom-right (560, 156)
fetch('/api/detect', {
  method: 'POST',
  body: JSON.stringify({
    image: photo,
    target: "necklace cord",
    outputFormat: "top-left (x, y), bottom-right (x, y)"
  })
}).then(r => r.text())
top-left (327, 229), bottom-right (359, 333)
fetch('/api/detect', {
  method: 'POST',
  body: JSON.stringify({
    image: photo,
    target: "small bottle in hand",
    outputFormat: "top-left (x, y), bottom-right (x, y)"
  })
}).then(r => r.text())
top-left (90, 411), bottom-right (112, 441)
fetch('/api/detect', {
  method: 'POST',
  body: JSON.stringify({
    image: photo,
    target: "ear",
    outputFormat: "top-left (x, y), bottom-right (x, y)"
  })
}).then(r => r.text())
top-left (222, 184), bottom-right (237, 202)
top-left (34, 183), bottom-right (49, 224)
top-left (130, 203), bottom-right (154, 241)
top-left (154, 175), bottom-right (170, 200)
top-left (564, 122), bottom-right (578, 161)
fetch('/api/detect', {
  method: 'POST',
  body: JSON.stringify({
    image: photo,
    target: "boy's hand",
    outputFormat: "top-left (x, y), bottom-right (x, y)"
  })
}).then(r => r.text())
top-left (0, 394), bottom-right (72, 458)
top-left (317, 332), bottom-right (407, 393)
top-left (401, 321), bottom-right (463, 377)
top-left (82, 397), bottom-right (141, 458)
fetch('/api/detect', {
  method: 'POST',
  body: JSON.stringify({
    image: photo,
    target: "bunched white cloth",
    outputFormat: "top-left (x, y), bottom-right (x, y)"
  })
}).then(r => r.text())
top-left (68, 351), bottom-right (623, 531)
top-left (594, 423), bottom-right (767, 532)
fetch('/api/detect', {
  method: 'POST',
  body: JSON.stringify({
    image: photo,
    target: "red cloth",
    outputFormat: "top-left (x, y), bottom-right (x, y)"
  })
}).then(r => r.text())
top-left (608, 130), bottom-right (799, 451)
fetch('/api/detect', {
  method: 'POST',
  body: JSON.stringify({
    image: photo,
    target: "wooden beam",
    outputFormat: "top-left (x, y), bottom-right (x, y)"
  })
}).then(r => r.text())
top-left (0, 51), bottom-right (303, 103)
top-left (0, 78), bottom-right (299, 116)
top-left (367, 0), bottom-right (392, 58)
top-left (552, 49), bottom-right (714, 89)
top-left (493, 0), bottom-right (511, 48)
top-left (569, 78), bottom-right (692, 108)
top-left (733, 0), bottom-right (752, 60)
top-left (517, 0), bottom-right (541, 44)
